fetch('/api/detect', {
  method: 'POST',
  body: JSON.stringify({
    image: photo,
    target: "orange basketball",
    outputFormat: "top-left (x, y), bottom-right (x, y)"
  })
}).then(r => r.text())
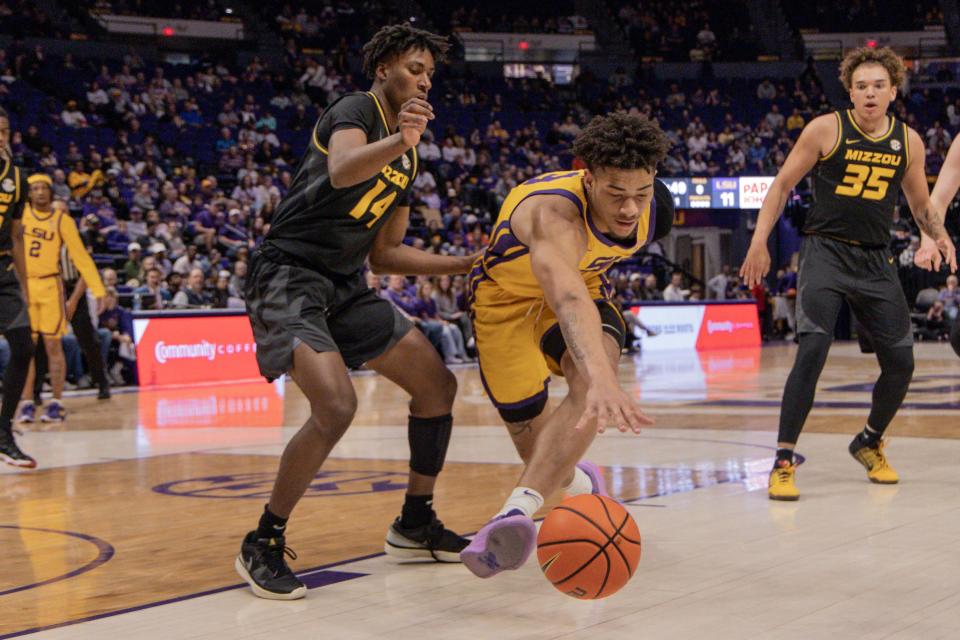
top-left (536, 494), bottom-right (641, 600)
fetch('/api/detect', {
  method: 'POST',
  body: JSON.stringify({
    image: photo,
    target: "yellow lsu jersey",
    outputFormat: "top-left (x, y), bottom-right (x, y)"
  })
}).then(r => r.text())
top-left (468, 169), bottom-right (654, 302)
top-left (22, 205), bottom-right (105, 297)
top-left (468, 170), bottom-right (653, 415)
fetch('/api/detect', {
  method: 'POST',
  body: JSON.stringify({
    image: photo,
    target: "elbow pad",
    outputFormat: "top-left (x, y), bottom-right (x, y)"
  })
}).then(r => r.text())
top-left (651, 179), bottom-right (675, 242)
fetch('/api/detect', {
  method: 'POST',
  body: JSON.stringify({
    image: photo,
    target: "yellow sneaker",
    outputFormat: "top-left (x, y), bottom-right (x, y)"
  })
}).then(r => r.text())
top-left (849, 437), bottom-right (899, 484)
top-left (768, 459), bottom-right (800, 501)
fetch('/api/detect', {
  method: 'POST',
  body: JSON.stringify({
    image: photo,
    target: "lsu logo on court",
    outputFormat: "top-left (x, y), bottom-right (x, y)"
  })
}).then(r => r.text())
top-left (153, 470), bottom-right (408, 499)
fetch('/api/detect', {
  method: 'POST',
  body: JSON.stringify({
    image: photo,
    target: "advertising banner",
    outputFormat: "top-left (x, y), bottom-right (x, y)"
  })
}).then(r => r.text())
top-left (629, 302), bottom-right (760, 351)
top-left (133, 313), bottom-right (262, 387)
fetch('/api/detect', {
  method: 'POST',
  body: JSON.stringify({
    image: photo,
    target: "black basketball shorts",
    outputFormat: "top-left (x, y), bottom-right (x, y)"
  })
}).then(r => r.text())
top-left (795, 235), bottom-right (912, 349)
top-left (0, 266), bottom-right (30, 333)
top-left (245, 252), bottom-right (412, 381)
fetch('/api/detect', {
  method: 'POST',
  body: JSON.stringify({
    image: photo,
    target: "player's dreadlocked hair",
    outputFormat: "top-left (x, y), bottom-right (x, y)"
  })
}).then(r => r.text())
top-left (839, 46), bottom-right (905, 91)
top-left (573, 112), bottom-right (669, 172)
top-left (361, 24), bottom-right (450, 80)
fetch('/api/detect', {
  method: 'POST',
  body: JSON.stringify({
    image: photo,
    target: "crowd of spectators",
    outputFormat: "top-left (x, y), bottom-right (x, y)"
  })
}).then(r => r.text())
top-left (2, 7), bottom-right (960, 373)
top-left (783, 0), bottom-right (942, 34)
top-left (0, 0), bottom-right (66, 39)
top-left (89, 0), bottom-right (239, 21)
top-left (613, 0), bottom-right (759, 62)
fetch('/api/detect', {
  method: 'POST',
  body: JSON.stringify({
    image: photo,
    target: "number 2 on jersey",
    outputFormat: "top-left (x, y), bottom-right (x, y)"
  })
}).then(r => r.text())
top-left (835, 163), bottom-right (896, 201)
top-left (348, 179), bottom-right (397, 228)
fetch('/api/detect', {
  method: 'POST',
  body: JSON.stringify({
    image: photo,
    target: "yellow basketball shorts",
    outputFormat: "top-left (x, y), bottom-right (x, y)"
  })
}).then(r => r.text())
top-left (471, 279), bottom-right (625, 423)
top-left (27, 275), bottom-right (67, 337)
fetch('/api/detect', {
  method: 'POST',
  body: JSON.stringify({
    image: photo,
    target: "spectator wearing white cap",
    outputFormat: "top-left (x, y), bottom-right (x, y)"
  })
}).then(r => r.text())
top-left (149, 242), bottom-right (172, 276)
top-left (122, 242), bottom-right (142, 282)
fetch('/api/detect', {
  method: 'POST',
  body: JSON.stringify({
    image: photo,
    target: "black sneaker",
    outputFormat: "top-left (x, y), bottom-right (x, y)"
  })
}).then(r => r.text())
top-left (97, 382), bottom-right (111, 400)
top-left (0, 431), bottom-right (37, 469)
top-left (384, 516), bottom-right (469, 562)
top-left (235, 531), bottom-right (307, 600)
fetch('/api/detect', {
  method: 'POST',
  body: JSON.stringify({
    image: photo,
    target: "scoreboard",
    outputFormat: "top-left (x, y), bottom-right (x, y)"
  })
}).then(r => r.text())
top-left (659, 176), bottom-right (774, 209)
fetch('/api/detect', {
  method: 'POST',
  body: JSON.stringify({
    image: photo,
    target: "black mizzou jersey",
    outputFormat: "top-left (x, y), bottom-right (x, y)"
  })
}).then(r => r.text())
top-left (0, 160), bottom-right (27, 267)
top-left (264, 91), bottom-right (418, 276)
top-left (804, 109), bottom-right (910, 248)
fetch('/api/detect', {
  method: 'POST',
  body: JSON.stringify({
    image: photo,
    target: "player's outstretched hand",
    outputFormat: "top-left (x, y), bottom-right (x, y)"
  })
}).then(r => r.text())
top-left (575, 384), bottom-right (654, 435)
top-left (398, 97), bottom-right (434, 149)
top-left (937, 234), bottom-right (958, 273)
top-left (739, 242), bottom-right (770, 287)
top-left (914, 234), bottom-right (941, 271)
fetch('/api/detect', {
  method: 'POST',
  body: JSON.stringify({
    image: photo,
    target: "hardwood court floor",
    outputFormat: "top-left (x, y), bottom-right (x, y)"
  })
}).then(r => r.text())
top-left (3, 342), bottom-right (960, 639)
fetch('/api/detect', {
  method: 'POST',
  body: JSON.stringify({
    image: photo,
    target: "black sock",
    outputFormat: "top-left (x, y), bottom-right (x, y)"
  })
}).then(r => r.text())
top-left (775, 448), bottom-right (794, 466)
top-left (400, 494), bottom-right (434, 528)
top-left (857, 425), bottom-right (881, 447)
top-left (256, 505), bottom-right (288, 539)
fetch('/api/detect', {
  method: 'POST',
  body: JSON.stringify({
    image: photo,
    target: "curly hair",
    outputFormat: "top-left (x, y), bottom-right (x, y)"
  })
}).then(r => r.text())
top-left (361, 24), bottom-right (450, 80)
top-left (839, 46), bottom-right (905, 91)
top-left (572, 112), bottom-right (669, 172)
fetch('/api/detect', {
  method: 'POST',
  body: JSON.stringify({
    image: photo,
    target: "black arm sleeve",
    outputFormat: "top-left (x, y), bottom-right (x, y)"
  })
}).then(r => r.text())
top-left (651, 178), bottom-right (674, 241)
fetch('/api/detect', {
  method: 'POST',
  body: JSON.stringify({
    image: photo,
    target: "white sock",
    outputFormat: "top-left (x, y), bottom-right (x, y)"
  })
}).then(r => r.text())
top-left (562, 465), bottom-right (594, 496)
top-left (497, 487), bottom-right (543, 518)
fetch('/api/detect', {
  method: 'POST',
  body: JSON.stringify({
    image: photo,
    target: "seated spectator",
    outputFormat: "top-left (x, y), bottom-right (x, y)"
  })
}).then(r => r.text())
top-left (229, 259), bottom-right (247, 299)
top-left (938, 274), bottom-right (960, 322)
top-left (61, 100), bottom-right (89, 128)
top-left (416, 281), bottom-right (468, 364)
top-left (171, 268), bottom-right (212, 308)
top-left (120, 243), bottom-right (141, 282)
top-left (173, 244), bottom-right (203, 275)
top-left (99, 287), bottom-right (136, 384)
top-left (149, 243), bottom-right (172, 275)
top-left (707, 265), bottom-right (732, 300)
top-left (434, 274), bottom-right (474, 350)
top-left (663, 271), bottom-right (690, 302)
top-left (924, 300), bottom-right (949, 341)
top-left (786, 108), bottom-right (805, 133)
top-left (384, 274), bottom-right (443, 353)
top-left (212, 269), bottom-right (233, 308)
top-left (106, 220), bottom-right (132, 253)
top-left (133, 267), bottom-right (171, 310)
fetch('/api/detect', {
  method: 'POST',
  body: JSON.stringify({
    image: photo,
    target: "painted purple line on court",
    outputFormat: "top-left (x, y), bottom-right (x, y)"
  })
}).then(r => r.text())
top-left (0, 551), bottom-right (383, 640)
top-left (1, 440), bottom-right (794, 638)
top-left (0, 526), bottom-right (114, 597)
top-left (300, 569), bottom-right (367, 589)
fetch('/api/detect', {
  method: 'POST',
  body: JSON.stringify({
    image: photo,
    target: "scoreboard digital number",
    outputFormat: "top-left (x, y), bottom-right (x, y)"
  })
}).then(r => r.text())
top-left (711, 177), bottom-right (739, 208)
top-left (657, 177), bottom-right (772, 209)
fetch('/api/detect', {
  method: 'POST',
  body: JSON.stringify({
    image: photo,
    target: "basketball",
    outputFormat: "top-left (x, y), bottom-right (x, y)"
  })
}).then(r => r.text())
top-left (536, 494), bottom-right (641, 600)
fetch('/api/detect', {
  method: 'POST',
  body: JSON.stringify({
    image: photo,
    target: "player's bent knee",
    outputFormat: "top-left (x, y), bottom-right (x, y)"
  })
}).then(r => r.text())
top-left (437, 367), bottom-right (458, 406)
top-left (879, 346), bottom-right (914, 378)
top-left (408, 413), bottom-right (453, 476)
top-left (309, 395), bottom-right (357, 432)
